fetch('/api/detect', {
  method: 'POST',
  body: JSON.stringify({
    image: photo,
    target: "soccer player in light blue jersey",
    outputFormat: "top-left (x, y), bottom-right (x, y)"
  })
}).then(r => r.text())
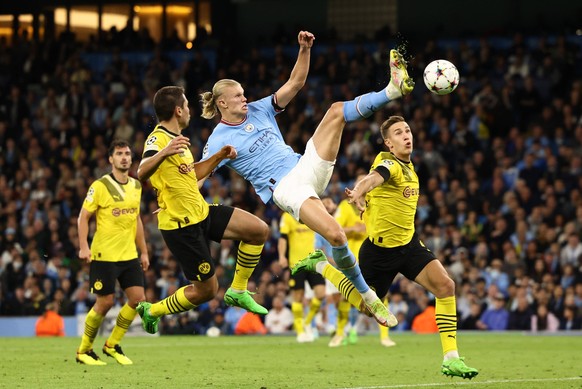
top-left (200, 31), bottom-right (414, 326)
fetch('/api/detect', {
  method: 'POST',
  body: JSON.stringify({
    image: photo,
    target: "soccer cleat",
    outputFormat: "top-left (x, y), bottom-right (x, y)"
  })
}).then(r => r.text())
top-left (136, 301), bottom-right (160, 334)
top-left (103, 343), bottom-right (133, 365)
top-left (328, 334), bottom-right (346, 347)
top-left (76, 350), bottom-right (107, 366)
top-left (296, 332), bottom-right (314, 343)
top-left (389, 49), bottom-right (415, 96)
top-left (380, 338), bottom-right (396, 347)
top-left (224, 288), bottom-right (268, 315)
top-left (348, 328), bottom-right (358, 345)
top-left (441, 357), bottom-right (479, 379)
top-left (291, 250), bottom-right (327, 275)
top-left (364, 298), bottom-right (398, 328)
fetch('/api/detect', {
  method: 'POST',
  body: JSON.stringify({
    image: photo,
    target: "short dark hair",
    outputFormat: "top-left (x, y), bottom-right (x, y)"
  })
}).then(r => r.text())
top-left (153, 86), bottom-right (186, 122)
top-left (380, 115), bottom-right (405, 139)
top-left (108, 139), bottom-right (130, 156)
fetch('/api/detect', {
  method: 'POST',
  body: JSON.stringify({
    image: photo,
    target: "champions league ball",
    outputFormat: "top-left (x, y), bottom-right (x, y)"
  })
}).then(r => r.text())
top-left (423, 59), bottom-right (460, 95)
top-left (206, 326), bottom-right (221, 337)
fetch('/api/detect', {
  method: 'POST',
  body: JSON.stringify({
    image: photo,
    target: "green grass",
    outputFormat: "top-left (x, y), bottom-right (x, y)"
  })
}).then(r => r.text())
top-left (1, 332), bottom-right (581, 389)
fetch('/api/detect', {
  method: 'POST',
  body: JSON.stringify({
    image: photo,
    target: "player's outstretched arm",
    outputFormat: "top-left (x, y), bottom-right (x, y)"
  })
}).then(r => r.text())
top-left (345, 171), bottom-right (385, 212)
top-left (274, 30), bottom-right (314, 109)
top-left (194, 145), bottom-right (237, 180)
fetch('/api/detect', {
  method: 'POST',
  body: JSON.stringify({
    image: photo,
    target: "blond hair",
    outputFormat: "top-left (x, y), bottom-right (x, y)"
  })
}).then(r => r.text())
top-left (200, 79), bottom-right (241, 119)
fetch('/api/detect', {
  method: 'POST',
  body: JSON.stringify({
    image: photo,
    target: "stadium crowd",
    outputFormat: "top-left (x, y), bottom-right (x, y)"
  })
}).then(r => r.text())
top-left (0, 25), bottom-right (582, 336)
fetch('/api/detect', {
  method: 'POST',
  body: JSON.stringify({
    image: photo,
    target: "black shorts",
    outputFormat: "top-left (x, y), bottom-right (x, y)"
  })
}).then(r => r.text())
top-left (289, 270), bottom-right (325, 291)
top-left (161, 204), bottom-right (234, 282)
top-left (359, 234), bottom-right (436, 299)
top-left (89, 258), bottom-right (144, 295)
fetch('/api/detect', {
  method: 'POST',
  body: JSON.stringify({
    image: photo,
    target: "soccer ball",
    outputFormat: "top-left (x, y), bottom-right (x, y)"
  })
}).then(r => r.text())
top-left (423, 60), bottom-right (460, 95)
top-left (206, 326), bottom-right (221, 337)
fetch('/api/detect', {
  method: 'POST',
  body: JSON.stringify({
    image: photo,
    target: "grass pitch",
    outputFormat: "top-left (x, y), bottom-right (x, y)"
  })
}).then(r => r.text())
top-left (0, 332), bottom-right (580, 389)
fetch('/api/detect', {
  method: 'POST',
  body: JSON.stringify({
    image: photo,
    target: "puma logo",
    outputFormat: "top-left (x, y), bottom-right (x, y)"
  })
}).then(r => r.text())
top-left (448, 335), bottom-right (456, 339)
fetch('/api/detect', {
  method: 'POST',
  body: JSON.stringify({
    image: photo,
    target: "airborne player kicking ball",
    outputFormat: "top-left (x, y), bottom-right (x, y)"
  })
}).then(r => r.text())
top-left (294, 116), bottom-right (478, 379)
top-left (200, 31), bottom-right (416, 327)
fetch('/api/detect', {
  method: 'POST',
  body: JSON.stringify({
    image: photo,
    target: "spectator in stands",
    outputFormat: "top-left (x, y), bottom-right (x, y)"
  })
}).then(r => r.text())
top-left (265, 295), bottom-right (294, 334)
top-left (234, 312), bottom-right (267, 335)
top-left (508, 294), bottom-right (533, 330)
top-left (477, 293), bottom-right (509, 330)
top-left (460, 302), bottom-right (483, 330)
top-left (35, 302), bottom-right (64, 337)
top-left (531, 304), bottom-right (559, 332)
top-left (559, 306), bottom-right (582, 330)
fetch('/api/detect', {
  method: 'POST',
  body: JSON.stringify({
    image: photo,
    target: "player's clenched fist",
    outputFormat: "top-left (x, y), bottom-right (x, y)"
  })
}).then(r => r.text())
top-left (220, 145), bottom-right (237, 160)
top-left (298, 31), bottom-right (315, 48)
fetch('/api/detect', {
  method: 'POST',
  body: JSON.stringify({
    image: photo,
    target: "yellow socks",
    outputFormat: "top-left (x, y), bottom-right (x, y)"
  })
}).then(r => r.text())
top-left (150, 285), bottom-right (197, 316)
top-left (231, 242), bottom-right (262, 292)
top-left (336, 299), bottom-right (351, 336)
top-left (304, 297), bottom-right (322, 327)
top-left (435, 296), bottom-right (458, 355)
top-left (292, 302), bottom-right (304, 333)
top-left (322, 263), bottom-right (364, 308)
top-left (106, 303), bottom-right (137, 347)
top-left (78, 308), bottom-right (104, 353)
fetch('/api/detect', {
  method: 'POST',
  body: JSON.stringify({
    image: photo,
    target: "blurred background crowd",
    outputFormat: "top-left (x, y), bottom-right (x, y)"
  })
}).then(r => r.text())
top-left (0, 22), bottom-right (582, 336)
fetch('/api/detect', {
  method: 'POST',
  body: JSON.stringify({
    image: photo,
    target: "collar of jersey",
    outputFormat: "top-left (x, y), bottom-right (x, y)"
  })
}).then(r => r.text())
top-left (389, 152), bottom-right (411, 164)
top-left (220, 116), bottom-right (247, 126)
top-left (108, 173), bottom-right (129, 185)
top-left (156, 124), bottom-right (180, 137)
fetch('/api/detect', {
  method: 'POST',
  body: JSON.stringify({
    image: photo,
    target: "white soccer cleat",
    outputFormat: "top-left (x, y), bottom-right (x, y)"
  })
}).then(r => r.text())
top-left (328, 334), bottom-right (346, 348)
top-left (381, 338), bottom-right (397, 348)
top-left (389, 49), bottom-right (415, 97)
top-left (296, 332), bottom-right (314, 343)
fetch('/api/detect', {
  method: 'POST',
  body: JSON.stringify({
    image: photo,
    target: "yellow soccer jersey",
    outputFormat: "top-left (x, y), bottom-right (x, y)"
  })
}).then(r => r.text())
top-left (365, 151), bottom-right (419, 248)
top-left (143, 125), bottom-right (209, 230)
top-left (82, 174), bottom-right (141, 262)
top-left (335, 199), bottom-right (366, 260)
top-left (279, 212), bottom-right (316, 267)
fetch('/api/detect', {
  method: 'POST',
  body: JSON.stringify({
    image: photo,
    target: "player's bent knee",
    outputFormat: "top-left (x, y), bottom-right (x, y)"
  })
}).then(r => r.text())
top-left (245, 220), bottom-right (269, 244)
top-left (326, 228), bottom-right (347, 247)
top-left (435, 278), bottom-right (455, 298)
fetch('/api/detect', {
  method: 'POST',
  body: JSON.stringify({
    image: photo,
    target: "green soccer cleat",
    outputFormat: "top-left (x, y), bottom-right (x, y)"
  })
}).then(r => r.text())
top-left (103, 343), bottom-right (133, 365)
top-left (76, 350), bottom-right (107, 366)
top-left (291, 250), bottom-right (327, 275)
top-left (441, 357), bottom-right (479, 379)
top-left (389, 49), bottom-right (415, 96)
top-left (136, 301), bottom-right (160, 334)
top-left (348, 328), bottom-right (358, 345)
top-left (364, 298), bottom-right (399, 328)
top-left (224, 288), bottom-right (268, 315)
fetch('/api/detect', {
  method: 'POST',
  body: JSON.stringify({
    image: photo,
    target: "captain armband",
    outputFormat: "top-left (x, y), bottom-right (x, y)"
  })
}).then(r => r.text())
top-left (375, 165), bottom-right (391, 181)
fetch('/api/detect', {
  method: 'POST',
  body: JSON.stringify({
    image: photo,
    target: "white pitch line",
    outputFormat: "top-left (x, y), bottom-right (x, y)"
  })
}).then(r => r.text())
top-left (334, 376), bottom-right (582, 389)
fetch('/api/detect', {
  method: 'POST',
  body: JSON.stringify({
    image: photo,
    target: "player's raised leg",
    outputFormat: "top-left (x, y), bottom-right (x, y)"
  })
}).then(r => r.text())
top-left (138, 277), bottom-right (217, 334)
top-left (310, 49), bottom-right (414, 162)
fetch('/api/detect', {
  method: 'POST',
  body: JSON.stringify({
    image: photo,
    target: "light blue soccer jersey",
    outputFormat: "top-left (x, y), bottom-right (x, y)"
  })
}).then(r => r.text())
top-left (202, 95), bottom-right (301, 203)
